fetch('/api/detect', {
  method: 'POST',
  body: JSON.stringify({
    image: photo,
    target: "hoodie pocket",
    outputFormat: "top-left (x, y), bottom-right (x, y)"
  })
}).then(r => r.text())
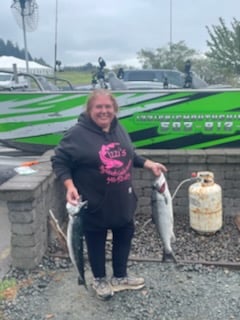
top-left (100, 184), bottom-right (137, 228)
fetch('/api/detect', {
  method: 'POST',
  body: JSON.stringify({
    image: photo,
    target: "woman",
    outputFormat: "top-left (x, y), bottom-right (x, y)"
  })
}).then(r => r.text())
top-left (51, 89), bottom-right (167, 300)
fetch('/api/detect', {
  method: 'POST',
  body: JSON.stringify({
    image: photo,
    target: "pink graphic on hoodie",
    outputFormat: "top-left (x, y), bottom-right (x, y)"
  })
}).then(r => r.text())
top-left (99, 142), bottom-right (132, 184)
top-left (99, 143), bottom-right (123, 169)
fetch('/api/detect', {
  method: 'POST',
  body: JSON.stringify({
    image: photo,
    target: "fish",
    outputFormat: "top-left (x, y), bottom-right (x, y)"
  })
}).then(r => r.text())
top-left (151, 173), bottom-right (177, 262)
top-left (66, 200), bottom-right (88, 288)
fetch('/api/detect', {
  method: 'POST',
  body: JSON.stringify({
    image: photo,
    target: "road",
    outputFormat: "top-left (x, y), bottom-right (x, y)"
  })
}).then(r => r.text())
top-left (0, 144), bottom-right (40, 278)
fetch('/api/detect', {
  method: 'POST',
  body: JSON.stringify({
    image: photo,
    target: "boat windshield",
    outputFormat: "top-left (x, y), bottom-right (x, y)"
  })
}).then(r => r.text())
top-left (123, 70), bottom-right (185, 86)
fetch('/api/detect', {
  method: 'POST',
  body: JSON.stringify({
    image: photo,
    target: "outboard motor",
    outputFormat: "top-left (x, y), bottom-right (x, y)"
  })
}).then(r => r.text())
top-left (117, 68), bottom-right (124, 79)
top-left (98, 57), bottom-right (106, 69)
top-left (184, 72), bottom-right (193, 88)
top-left (183, 60), bottom-right (193, 88)
top-left (94, 57), bottom-right (108, 89)
top-left (184, 59), bottom-right (191, 75)
top-left (163, 76), bottom-right (169, 89)
top-left (91, 57), bottom-right (108, 89)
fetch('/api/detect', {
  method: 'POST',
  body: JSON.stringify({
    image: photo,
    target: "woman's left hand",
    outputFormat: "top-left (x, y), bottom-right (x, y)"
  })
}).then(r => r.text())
top-left (144, 159), bottom-right (167, 177)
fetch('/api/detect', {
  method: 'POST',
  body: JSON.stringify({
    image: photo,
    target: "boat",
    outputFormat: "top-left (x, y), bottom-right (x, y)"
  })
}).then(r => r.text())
top-left (119, 68), bottom-right (208, 90)
top-left (1, 87), bottom-right (240, 153)
top-left (0, 69), bottom-right (75, 92)
top-left (0, 60), bottom-right (239, 154)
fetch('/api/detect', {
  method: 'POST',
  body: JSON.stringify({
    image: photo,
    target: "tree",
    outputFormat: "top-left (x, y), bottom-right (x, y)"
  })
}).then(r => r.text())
top-left (190, 56), bottom-right (223, 84)
top-left (111, 64), bottom-right (135, 73)
top-left (0, 37), bottom-right (47, 65)
top-left (137, 41), bottom-right (196, 72)
top-left (0, 39), bottom-right (5, 56)
top-left (206, 17), bottom-right (240, 75)
top-left (5, 40), bottom-right (15, 56)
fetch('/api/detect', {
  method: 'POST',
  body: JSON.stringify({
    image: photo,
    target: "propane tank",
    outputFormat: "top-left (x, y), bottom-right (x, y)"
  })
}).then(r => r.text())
top-left (189, 171), bottom-right (222, 234)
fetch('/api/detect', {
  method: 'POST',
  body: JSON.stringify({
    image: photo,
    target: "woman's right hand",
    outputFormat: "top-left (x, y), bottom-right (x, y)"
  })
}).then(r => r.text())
top-left (64, 179), bottom-right (80, 205)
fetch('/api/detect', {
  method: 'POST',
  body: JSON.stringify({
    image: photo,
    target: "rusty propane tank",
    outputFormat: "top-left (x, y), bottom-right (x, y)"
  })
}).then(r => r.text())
top-left (189, 171), bottom-right (222, 235)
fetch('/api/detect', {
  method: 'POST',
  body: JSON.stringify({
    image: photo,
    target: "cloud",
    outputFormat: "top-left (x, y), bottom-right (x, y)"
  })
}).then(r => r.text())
top-left (1, 0), bottom-right (239, 68)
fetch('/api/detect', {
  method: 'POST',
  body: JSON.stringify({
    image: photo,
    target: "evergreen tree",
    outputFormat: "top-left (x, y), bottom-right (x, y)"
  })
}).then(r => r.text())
top-left (0, 39), bottom-right (5, 56)
top-left (0, 37), bottom-right (47, 65)
top-left (5, 40), bottom-right (15, 56)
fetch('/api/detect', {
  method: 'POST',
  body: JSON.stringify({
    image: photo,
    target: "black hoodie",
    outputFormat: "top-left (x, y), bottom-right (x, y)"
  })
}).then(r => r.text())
top-left (51, 113), bottom-right (146, 230)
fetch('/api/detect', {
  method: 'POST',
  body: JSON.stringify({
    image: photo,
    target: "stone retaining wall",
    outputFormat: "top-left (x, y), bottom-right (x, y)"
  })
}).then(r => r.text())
top-left (0, 149), bottom-right (239, 269)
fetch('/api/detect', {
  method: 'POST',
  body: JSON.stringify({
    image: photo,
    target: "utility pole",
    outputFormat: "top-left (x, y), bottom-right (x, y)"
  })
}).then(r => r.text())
top-left (54, 0), bottom-right (58, 79)
top-left (169, 0), bottom-right (173, 68)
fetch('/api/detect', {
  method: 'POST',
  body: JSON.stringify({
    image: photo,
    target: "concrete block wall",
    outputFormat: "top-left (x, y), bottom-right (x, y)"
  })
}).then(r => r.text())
top-left (0, 149), bottom-right (239, 269)
top-left (0, 151), bottom-right (65, 269)
top-left (134, 149), bottom-right (240, 220)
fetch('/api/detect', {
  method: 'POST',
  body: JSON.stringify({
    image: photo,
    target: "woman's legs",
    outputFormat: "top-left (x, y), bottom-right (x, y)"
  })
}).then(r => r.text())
top-left (111, 220), bottom-right (134, 278)
top-left (84, 220), bottom-right (134, 278)
top-left (84, 229), bottom-right (107, 278)
top-left (110, 221), bottom-right (145, 292)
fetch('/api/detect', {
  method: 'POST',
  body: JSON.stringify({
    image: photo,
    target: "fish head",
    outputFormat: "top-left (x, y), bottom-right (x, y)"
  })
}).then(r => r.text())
top-left (152, 173), bottom-right (167, 194)
top-left (152, 173), bottom-right (170, 205)
top-left (67, 200), bottom-right (88, 217)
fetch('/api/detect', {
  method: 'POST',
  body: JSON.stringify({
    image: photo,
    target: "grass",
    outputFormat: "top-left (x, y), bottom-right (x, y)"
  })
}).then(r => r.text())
top-left (55, 71), bottom-right (92, 85)
top-left (0, 278), bottom-right (17, 301)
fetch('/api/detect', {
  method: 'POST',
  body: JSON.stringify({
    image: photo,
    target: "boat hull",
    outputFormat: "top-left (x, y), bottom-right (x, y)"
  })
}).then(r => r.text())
top-left (1, 90), bottom-right (240, 153)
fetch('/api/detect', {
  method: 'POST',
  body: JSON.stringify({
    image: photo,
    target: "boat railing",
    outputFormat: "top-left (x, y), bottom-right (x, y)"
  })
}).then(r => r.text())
top-left (0, 69), bottom-right (75, 92)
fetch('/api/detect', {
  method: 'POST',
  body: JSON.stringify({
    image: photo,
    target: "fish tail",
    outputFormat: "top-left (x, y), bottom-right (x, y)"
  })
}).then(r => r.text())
top-left (163, 251), bottom-right (177, 263)
top-left (78, 276), bottom-right (88, 290)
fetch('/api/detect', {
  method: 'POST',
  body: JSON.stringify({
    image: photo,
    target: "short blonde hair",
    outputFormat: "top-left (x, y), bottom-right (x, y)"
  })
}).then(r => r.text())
top-left (85, 89), bottom-right (119, 114)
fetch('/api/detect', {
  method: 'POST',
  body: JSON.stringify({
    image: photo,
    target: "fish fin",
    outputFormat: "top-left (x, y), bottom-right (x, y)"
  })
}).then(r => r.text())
top-left (78, 276), bottom-right (87, 290)
top-left (78, 277), bottom-right (84, 285)
top-left (162, 251), bottom-right (177, 263)
top-left (163, 194), bottom-right (168, 205)
top-left (151, 214), bottom-right (156, 225)
top-left (171, 233), bottom-right (176, 243)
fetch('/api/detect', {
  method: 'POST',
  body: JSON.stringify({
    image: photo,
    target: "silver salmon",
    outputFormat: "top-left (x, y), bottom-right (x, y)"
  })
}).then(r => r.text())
top-left (66, 200), bottom-right (88, 288)
top-left (151, 173), bottom-right (176, 262)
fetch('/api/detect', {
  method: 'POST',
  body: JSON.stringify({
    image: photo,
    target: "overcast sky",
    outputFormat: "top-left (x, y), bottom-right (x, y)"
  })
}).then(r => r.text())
top-left (1, 0), bottom-right (239, 68)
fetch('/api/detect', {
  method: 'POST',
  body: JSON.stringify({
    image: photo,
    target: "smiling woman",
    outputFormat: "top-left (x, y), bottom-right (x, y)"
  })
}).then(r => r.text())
top-left (86, 90), bottom-right (118, 131)
top-left (51, 88), bottom-right (166, 300)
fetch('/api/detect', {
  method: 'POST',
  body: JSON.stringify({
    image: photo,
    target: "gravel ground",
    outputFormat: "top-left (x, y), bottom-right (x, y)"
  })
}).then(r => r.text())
top-left (1, 213), bottom-right (240, 320)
